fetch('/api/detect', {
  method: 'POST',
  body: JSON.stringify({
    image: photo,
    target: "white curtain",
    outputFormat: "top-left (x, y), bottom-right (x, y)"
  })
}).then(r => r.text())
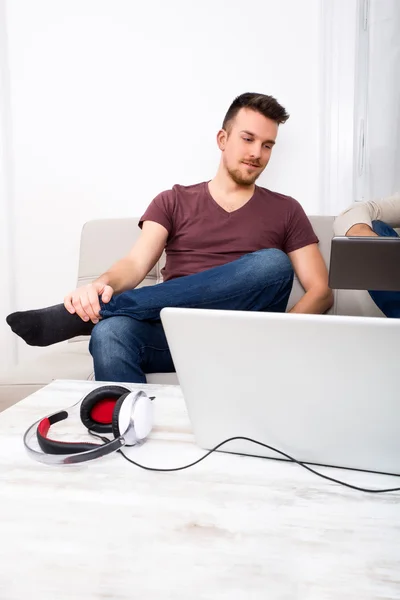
top-left (366, 0), bottom-right (400, 199)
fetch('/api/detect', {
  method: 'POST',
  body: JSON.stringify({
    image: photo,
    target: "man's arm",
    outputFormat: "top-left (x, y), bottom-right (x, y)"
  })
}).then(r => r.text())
top-left (334, 193), bottom-right (400, 236)
top-left (64, 220), bottom-right (168, 322)
top-left (287, 244), bottom-right (333, 314)
top-left (96, 220), bottom-right (168, 293)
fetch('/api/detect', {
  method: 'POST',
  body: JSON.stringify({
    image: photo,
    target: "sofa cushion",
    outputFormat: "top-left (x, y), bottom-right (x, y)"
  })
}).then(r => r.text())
top-left (0, 342), bottom-right (93, 411)
top-left (2, 341), bottom-right (95, 386)
top-left (335, 289), bottom-right (384, 317)
top-left (76, 217), bottom-right (163, 289)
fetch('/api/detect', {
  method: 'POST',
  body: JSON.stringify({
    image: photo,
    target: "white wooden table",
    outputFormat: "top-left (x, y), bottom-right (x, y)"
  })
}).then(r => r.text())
top-left (0, 379), bottom-right (399, 600)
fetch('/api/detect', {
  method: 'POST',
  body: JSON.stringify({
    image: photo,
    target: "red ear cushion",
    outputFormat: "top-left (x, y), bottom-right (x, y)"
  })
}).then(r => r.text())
top-left (111, 393), bottom-right (131, 439)
top-left (80, 385), bottom-right (131, 434)
top-left (90, 400), bottom-right (116, 424)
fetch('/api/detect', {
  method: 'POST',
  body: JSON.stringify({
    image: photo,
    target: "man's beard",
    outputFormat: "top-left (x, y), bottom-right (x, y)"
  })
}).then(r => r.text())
top-left (227, 163), bottom-right (263, 186)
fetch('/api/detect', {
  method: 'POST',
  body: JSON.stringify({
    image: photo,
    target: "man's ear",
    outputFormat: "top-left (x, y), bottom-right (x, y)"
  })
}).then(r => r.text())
top-left (216, 128), bottom-right (228, 151)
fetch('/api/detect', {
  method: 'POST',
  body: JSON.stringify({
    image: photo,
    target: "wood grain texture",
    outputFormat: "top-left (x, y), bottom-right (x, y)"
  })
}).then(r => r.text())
top-left (0, 379), bottom-right (399, 600)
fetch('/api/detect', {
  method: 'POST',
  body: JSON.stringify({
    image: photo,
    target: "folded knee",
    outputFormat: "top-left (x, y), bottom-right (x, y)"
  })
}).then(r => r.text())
top-left (89, 318), bottom-right (115, 347)
top-left (251, 248), bottom-right (294, 279)
top-left (89, 317), bottom-right (136, 355)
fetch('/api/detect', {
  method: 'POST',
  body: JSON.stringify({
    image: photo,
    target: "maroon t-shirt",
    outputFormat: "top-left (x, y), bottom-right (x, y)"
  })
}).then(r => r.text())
top-left (139, 181), bottom-right (318, 282)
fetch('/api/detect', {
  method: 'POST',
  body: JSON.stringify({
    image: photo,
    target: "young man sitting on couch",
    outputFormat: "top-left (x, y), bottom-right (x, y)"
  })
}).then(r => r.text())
top-left (7, 92), bottom-right (333, 383)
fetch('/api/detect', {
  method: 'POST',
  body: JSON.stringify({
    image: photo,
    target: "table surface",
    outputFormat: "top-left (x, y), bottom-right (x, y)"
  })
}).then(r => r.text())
top-left (0, 379), bottom-right (399, 600)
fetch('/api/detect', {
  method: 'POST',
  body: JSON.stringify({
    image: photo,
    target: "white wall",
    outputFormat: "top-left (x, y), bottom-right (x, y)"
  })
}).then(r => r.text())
top-left (2, 0), bottom-right (326, 363)
top-left (0, 0), bottom-right (16, 367)
top-left (365, 0), bottom-right (400, 199)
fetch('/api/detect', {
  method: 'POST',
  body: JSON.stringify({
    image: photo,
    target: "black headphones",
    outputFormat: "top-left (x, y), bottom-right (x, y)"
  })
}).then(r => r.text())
top-left (24, 385), bottom-right (154, 464)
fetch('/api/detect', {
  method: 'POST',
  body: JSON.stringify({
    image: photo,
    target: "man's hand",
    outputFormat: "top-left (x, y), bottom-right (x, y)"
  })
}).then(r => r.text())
top-left (64, 281), bottom-right (114, 323)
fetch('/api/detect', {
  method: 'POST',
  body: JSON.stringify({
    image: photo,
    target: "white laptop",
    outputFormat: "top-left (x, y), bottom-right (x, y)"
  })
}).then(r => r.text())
top-left (160, 307), bottom-right (400, 476)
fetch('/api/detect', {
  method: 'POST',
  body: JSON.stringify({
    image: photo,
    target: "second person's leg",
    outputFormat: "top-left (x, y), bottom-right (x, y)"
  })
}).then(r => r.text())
top-left (368, 220), bottom-right (400, 318)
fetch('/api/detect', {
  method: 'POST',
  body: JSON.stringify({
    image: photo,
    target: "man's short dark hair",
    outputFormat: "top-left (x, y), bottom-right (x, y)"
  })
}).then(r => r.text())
top-left (222, 93), bottom-right (290, 131)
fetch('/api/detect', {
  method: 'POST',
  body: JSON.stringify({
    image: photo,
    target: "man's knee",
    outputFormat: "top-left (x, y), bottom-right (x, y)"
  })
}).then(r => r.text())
top-left (89, 316), bottom-right (139, 359)
top-left (250, 248), bottom-right (294, 280)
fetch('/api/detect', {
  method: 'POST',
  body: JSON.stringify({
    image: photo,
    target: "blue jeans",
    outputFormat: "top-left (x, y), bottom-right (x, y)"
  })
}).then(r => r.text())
top-left (89, 248), bottom-right (294, 382)
top-left (368, 220), bottom-right (400, 318)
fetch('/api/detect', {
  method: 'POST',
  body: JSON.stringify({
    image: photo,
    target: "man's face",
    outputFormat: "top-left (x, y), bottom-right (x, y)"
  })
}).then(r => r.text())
top-left (219, 108), bottom-right (278, 186)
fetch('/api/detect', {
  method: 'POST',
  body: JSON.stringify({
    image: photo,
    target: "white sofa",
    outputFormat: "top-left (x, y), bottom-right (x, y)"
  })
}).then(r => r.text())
top-left (0, 216), bottom-right (385, 411)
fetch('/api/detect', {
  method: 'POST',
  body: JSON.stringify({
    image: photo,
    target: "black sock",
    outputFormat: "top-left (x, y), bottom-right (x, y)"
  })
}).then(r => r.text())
top-left (6, 304), bottom-right (95, 347)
